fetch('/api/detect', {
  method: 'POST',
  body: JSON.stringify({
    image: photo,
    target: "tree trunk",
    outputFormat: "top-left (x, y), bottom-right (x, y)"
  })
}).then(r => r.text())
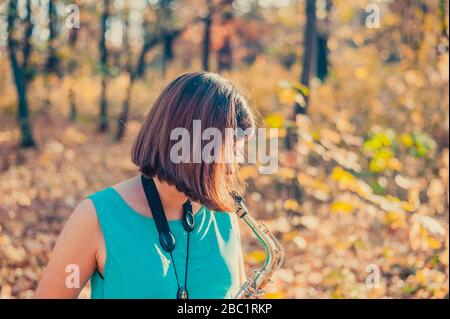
top-left (316, 0), bottom-right (332, 81)
top-left (116, 79), bottom-right (133, 141)
top-left (46, 0), bottom-right (59, 75)
top-left (316, 35), bottom-right (328, 81)
top-left (98, 0), bottom-right (110, 132)
top-left (68, 87), bottom-right (77, 122)
top-left (22, 0), bottom-right (33, 82)
top-left (67, 10), bottom-right (79, 122)
top-left (217, 34), bottom-right (233, 72)
top-left (116, 6), bottom-right (132, 141)
top-left (43, 0), bottom-right (60, 110)
top-left (99, 77), bottom-right (109, 132)
top-left (287, 0), bottom-right (317, 150)
top-left (285, 0), bottom-right (318, 212)
top-left (295, 0), bottom-right (317, 115)
top-left (202, 0), bottom-right (213, 71)
top-left (217, 1), bottom-right (234, 72)
top-left (161, 34), bottom-right (174, 77)
top-left (159, 0), bottom-right (175, 77)
top-left (7, 0), bottom-right (35, 148)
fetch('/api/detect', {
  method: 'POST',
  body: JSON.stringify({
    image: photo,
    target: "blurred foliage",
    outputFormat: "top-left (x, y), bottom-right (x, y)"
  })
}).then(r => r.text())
top-left (0, 0), bottom-right (449, 299)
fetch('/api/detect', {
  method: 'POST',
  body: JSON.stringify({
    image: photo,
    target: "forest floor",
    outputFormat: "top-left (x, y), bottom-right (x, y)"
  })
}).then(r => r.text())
top-left (0, 99), bottom-right (448, 298)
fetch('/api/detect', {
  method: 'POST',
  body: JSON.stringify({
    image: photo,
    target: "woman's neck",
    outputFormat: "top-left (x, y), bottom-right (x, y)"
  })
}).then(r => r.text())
top-left (135, 174), bottom-right (202, 220)
top-left (153, 176), bottom-right (189, 215)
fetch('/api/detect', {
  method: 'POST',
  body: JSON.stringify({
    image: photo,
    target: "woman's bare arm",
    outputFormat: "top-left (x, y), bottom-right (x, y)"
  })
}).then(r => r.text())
top-left (34, 199), bottom-right (101, 298)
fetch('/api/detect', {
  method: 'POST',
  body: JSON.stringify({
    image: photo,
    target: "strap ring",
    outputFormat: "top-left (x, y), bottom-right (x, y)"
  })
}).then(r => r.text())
top-left (159, 231), bottom-right (175, 252)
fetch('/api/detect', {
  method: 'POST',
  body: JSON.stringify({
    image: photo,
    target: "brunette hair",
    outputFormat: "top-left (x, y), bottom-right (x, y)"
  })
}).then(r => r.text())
top-left (131, 72), bottom-right (255, 212)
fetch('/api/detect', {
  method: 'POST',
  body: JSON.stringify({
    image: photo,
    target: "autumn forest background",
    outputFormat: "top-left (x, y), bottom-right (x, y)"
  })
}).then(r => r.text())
top-left (0, 0), bottom-right (449, 299)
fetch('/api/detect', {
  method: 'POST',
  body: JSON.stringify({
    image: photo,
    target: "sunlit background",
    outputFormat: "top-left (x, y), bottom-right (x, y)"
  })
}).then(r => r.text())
top-left (0, 0), bottom-right (448, 299)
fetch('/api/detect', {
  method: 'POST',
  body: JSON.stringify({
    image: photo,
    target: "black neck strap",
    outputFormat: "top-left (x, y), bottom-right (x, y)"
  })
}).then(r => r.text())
top-left (140, 174), bottom-right (194, 252)
top-left (140, 174), bottom-right (194, 299)
top-left (141, 174), bottom-right (175, 252)
top-left (141, 174), bottom-right (169, 229)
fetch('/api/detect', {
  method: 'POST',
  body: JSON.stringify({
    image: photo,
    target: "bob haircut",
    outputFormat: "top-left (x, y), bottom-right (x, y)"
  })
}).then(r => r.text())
top-left (131, 72), bottom-right (255, 212)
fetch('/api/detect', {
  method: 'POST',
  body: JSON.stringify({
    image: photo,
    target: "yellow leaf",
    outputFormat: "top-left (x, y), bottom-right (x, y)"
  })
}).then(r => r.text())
top-left (415, 269), bottom-right (427, 285)
top-left (369, 158), bottom-right (386, 173)
top-left (402, 201), bottom-right (416, 212)
top-left (245, 250), bottom-right (266, 265)
top-left (399, 134), bottom-right (414, 148)
top-left (386, 158), bottom-right (403, 171)
top-left (331, 201), bottom-right (355, 214)
top-left (355, 67), bottom-right (369, 80)
top-left (239, 166), bottom-right (258, 180)
top-left (278, 88), bottom-right (297, 105)
top-left (331, 166), bottom-right (356, 188)
top-left (382, 248), bottom-right (394, 260)
top-left (311, 130), bottom-right (321, 142)
top-left (383, 211), bottom-right (406, 229)
top-left (264, 113), bottom-right (284, 128)
top-left (331, 287), bottom-right (345, 299)
top-left (426, 237), bottom-right (441, 250)
top-left (282, 231), bottom-right (299, 241)
top-left (278, 167), bottom-right (296, 179)
top-left (283, 199), bottom-right (299, 211)
top-left (292, 81), bottom-right (310, 96)
top-left (264, 291), bottom-right (285, 299)
top-left (335, 241), bottom-right (352, 251)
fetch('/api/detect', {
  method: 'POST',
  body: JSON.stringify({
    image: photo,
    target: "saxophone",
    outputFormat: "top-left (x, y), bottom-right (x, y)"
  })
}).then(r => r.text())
top-left (233, 195), bottom-right (285, 299)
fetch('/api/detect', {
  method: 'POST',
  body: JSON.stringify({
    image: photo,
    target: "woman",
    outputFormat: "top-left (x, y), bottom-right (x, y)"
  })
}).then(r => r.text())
top-left (35, 72), bottom-right (255, 299)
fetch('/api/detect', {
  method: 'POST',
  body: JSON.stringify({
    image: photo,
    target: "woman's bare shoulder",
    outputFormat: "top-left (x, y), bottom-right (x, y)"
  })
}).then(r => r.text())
top-left (68, 198), bottom-right (100, 231)
top-left (74, 198), bottom-right (96, 213)
top-left (64, 198), bottom-right (100, 240)
top-left (58, 199), bottom-right (104, 260)
top-left (111, 175), bottom-right (140, 192)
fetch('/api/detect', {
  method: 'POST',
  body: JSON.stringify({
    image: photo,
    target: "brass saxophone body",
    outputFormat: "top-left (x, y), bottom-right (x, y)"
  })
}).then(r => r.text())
top-left (233, 196), bottom-right (285, 299)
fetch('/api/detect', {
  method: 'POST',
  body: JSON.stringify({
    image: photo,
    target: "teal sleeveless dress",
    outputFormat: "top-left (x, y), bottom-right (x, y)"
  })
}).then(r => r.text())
top-left (87, 187), bottom-right (242, 299)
